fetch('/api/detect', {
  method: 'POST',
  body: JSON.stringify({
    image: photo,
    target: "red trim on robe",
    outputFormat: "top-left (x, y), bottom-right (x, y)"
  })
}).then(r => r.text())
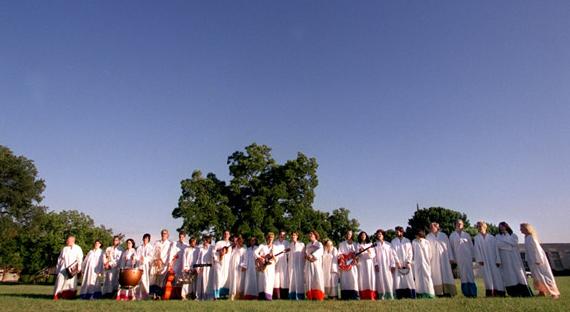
top-left (242, 294), bottom-right (258, 300)
top-left (359, 289), bottom-right (377, 300)
top-left (306, 289), bottom-right (325, 301)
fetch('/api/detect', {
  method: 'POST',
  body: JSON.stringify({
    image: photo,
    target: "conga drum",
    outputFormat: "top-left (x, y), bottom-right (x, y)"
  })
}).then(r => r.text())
top-left (119, 268), bottom-right (143, 289)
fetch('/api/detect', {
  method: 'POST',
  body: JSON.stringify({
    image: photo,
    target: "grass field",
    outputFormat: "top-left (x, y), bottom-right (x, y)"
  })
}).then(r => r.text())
top-left (0, 277), bottom-right (567, 312)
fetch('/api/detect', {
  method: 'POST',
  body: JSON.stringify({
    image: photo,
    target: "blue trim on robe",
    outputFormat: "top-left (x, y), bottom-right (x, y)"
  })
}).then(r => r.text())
top-left (461, 282), bottom-right (477, 298)
top-left (288, 292), bottom-right (305, 300)
top-left (217, 287), bottom-right (229, 298)
top-left (80, 291), bottom-right (102, 300)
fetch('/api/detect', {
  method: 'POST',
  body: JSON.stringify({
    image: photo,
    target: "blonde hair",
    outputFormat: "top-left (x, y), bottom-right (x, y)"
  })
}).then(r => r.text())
top-left (266, 232), bottom-right (275, 239)
top-left (521, 223), bottom-right (538, 239)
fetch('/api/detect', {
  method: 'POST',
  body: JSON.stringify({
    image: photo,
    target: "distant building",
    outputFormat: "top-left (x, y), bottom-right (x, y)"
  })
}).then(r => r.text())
top-left (519, 243), bottom-right (570, 276)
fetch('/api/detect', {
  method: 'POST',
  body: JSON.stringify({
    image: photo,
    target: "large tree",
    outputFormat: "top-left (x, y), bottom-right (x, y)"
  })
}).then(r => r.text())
top-left (406, 206), bottom-right (498, 238)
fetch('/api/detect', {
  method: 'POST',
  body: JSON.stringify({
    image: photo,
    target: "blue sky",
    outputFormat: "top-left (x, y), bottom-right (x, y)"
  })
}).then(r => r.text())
top-left (1, 1), bottom-right (569, 243)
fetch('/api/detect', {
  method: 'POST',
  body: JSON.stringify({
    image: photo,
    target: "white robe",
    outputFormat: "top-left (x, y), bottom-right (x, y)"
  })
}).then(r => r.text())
top-left (304, 241), bottom-right (325, 299)
top-left (241, 246), bottom-right (259, 299)
top-left (273, 239), bottom-right (289, 293)
top-left (525, 235), bottom-right (560, 297)
top-left (322, 247), bottom-right (339, 297)
top-left (338, 240), bottom-right (359, 292)
top-left (228, 246), bottom-right (246, 299)
top-left (412, 238), bottom-right (435, 297)
top-left (374, 241), bottom-right (395, 299)
top-left (449, 231), bottom-right (475, 283)
top-left (474, 233), bottom-right (505, 293)
top-left (181, 246), bottom-right (197, 299)
top-left (80, 248), bottom-right (103, 299)
top-left (102, 246), bottom-right (122, 295)
top-left (496, 233), bottom-right (528, 288)
top-left (117, 248), bottom-right (139, 299)
top-left (426, 232), bottom-right (456, 296)
top-left (193, 244), bottom-right (213, 300)
top-left (174, 241), bottom-right (188, 280)
top-left (287, 241), bottom-right (306, 298)
top-left (356, 242), bottom-right (376, 299)
top-left (150, 239), bottom-right (175, 288)
top-left (214, 239), bottom-right (232, 297)
top-left (391, 237), bottom-right (415, 290)
top-left (255, 244), bottom-right (275, 299)
top-left (135, 243), bottom-right (154, 300)
top-left (54, 244), bottom-right (84, 297)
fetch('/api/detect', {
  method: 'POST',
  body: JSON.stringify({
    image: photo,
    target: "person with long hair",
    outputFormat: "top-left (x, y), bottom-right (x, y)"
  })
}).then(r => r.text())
top-left (338, 230), bottom-right (359, 300)
top-left (520, 223), bottom-right (560, 299)
top-left (181, 237), bottom-right (198, 300)
top-left (102, 236), bottom-right (122, 298)
top-left (80, 240), bottom-right (104, 299)
top-left (305, 230), bottom-right (325, 300)
top-left (374, 229), bottom-right (395, 300)
top-left (322, 239), bottom-right (339, 299)
top-left (136, 233), bottom-right (154, 300)
top-left (256, 232), bottom-right (277, 300)
top-left (412, 229), bottom-right (435, 298)
top-left (193, 235), bottom-right (213, 300)
top-left (496, 222), bottom-right (532, 297)
top-left (474, 221), bottom-right (505, 297)
top-left (449, 219), bottom-right (477, 298)
top-left (241, 236), bottom-right (259, 300)
top-left (213, 230), bottom-right (232, 299)
top-left (228, 235), bottom-right (246, 300)
top-left (117, 238), bottom-right (138, 300)
top-left (288, 231), bottom-right (306, 300)
top-left (392, 226), bottom-right (416, 299)
top-left (426, 222), bottom-right (456, 297)
top-left (356, 231), bottom-right (376, 300)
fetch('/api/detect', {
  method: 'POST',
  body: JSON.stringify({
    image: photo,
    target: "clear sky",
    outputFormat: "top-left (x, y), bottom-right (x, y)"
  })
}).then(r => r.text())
top-left (1, 1), bottom-right (569, 243)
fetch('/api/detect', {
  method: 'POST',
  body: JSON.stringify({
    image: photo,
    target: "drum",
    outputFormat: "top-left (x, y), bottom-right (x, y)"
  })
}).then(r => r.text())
top-left (119, 268), bottom-right (143, 288)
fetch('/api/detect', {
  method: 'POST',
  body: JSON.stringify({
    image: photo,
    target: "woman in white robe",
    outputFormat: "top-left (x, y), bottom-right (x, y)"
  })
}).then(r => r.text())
top-left (426, 223), bottom-right (456, 297)
top-left (449, 219), bottom-right (477, 298)
top-left (392, 226), bottom-right (416, 299)
top-left (374, 229), bottom-right (395, 300)
top-left (80, 240), bottom-right (104, 299)
top-left (213, 230), bottom-right (232, 299)
top-left (255, 232), bottom-right (276, 300)
top-left (241, 237), bottom-right (259, 300)
top-left (322, 240), bottom-right (339, 299)
top-left (116, 239), bottom-right (139, 301)
top-left (474, 221), bottom-right (505, 297)
top-left (521, 223), bottom-right (560, 299)
top-left (305, 231), bottom-right (325, 300)
top-left (338, 230), bottom-right (359, 300)
top-left (102, 236), bottom-right (122, 298)
top-left (273, 231), bottom-right (289, 299)
top-left (288, 231), bottom-right (306, 300)
top-left (180, 237), bottom-right (197, 300)
top-left (136, 233), bottom-right (154, 300)
top-left (356, 231), bottom-right (376, 300)
top-left (193, 235), bottom-right (213, 300)
top-left (53, 236), bottom-right (83, 300)
top-left (228, 236), bottom-right (246, 300)
top-left (496, 222), bottom-right (533, 297)
top-left (412, 230), bottom-right (435, 298)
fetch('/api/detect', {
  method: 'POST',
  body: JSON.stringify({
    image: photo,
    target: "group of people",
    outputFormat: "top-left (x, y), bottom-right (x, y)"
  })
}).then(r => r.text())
top-left (52, 220), bottom-right (560, 301)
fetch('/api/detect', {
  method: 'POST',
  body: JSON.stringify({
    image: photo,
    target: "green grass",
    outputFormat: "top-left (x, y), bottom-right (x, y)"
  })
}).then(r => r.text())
top-left (0, 277), bottom-right (568, 312)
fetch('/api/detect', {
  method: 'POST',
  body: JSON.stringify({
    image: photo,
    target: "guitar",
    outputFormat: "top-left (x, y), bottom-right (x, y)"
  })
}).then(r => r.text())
top-left (256, 248), bottom-right (291, 272)
top-left (216, 242), bottom-right (235, 261)
top-left (338, 242), bottom-right (377, 271)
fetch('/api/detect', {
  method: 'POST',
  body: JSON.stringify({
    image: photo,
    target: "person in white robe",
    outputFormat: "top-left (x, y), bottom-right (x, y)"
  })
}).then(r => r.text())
top-left (255, 232), bottom-right (277, 300)
top-left (426, 222), bottom-right (456, 297)
top-left (213, 230), bottom-right (232, 299)
top-left (193, 235), bottom-right (214, 300)
top-left (521, 223), bottom-right (560, 299)
top-left (149, 229), bottom-right (176, 299)
top-left (102, 236), bottom-right (122, 298)
top-left (322, 240), bottom-right (339, 299)
top-left (392, 226), bottom-right (416, 299)
top-left (496, 222), bottom-right (533, 297)
top-left (53, 235), bottom-right (83, 300)
top-left (304, 230), bottom-right (325, 300)
top-left (228, 235), bottom-right (246, 300)
top-left (374, 229), bottom-right (395, 300)
top-left (288, 231), bottom-right (306, 300)
top-left (412, 230), bottom-right (435, 298)
top-left (449, 219), bottom-right (477, 298)
top-left (181, 237), bottom-right (197, 300)
top-left (136, 233), bottom-right (154, 300)
top-left (241, 236), bottom-right (259, 300)
top-left (174, 231), bottom-right (188, 288)
top-left (116, 238), bottom-right (139, 300)
top-left (356, 231), bottom-right (376, 300)
top-left (80, 240), bottom-right (104, 299)
top-left (338, 230), bottom-right (359, 300)
top-left (273, 231), bottom-right (289, 299)
top-left (474, 221), bottom-right (505, 297)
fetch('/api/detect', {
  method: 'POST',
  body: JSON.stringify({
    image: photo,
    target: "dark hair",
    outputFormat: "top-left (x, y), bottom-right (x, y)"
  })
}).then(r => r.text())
top-left (113, 235), bottom-right (121, 240)
top-left (93, 239), bottom-right (101, 247)
top-left (309, 230), bottom-right (320, 241)
top-left (179, 230), bottom-right (186, 236)
top-left (415, 229), bottom-right (426, 239)
top-left (395, 226), bottom-right (404, 233)
top-left (248, 236), bottom-right (258, 247)
top-left (143, 233), bottom-right (151, 241)
top-left (126, 238), bottom-right (136, 249)
top-left (499, 222), bottom-right (513, 235)
top-left (375, 229), bottom-right (386, 237)
top-left (358, 231), bottom-right (369, 243)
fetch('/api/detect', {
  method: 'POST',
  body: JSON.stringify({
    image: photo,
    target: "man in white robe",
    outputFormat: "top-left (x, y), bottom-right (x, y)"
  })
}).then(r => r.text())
top-left (338, 230), bottom-right (359, 300)
top-left (287, 232), bottom-right (305, 300)
top-left (356, 231), bottom-right (376, 300)
top-left (174, 231), bottom-right (188, 287)
top-left (391, 226), bottom-right (416, 299)
top-left (496, 222), bottom-right (533, 297)
top-left (193, 235), bottom-right (213, 300)
top-left (180, 237), bottom-right (197, 300)
top-left (80, 240), bottom-right (104, 299)
top-left (426, 222), bottom-right (456, 297)
top-left (136, 233), bottom-right (154, 300)
top-left (150, 229), bottom-right (175, 299)
top-left (241, 237), bottom-right (259, 300)
top-left (256, 232), bottom-right (276, 300)
top-left (449, 219), bottom-right (477, 297)
top-left (374, 229), bottom-right (395, 300)
top-left (102, 236), bottom-right (122, 298)
top-left (273, 230), bottom-right (289, 299)
top-left (53, 235), bottom-right (84, 300)
top-left (228, 235), bottom-right (246, 300)
top-left (474, 221), bottom-right (505, 297)
top-left (412, 230), bottom-right (435, 298)
top-left (323, 240), bottom-right (339, 299)
top-left (213, 230), bottom-right (232, 299)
